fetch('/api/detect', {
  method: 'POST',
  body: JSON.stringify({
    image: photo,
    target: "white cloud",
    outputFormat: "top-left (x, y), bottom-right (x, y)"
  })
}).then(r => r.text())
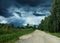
top-left (24, 16), bottom-right (45, 25)
top-left (13, 13), bottom-right (20, 18)
top-left (0, 20), bottom-right (7, 24)
top-left (0, 6), bottom-right (49, 26)
top-left (0, 16), bottom-right (7, 24)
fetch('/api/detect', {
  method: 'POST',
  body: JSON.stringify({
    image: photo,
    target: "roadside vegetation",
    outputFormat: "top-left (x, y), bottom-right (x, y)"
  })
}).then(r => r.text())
top-left (50, 33), bottom-right (60, 37)
top-left (0, 24), bottom-right (35, 43)
top-left (38, 0), bottom-right (60, 37)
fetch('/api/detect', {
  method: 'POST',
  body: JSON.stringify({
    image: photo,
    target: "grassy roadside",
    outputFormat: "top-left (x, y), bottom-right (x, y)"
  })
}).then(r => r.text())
top-left (43, 30), bottom-right (60, 38)
top-left (0, 29), bottom-right (35, 43)
top-left (40, 30), bottom-right (60, 38)
top-left (50, 33), bottom-right (60, 37)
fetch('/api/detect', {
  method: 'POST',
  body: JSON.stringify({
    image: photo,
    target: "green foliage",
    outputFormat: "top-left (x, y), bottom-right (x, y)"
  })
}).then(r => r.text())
top-left (39, 0), bottom-right (60, 32)
top-left (50, 33), bottom-right (60, 37)
top-left (0, 24), bottom-right (34, 43)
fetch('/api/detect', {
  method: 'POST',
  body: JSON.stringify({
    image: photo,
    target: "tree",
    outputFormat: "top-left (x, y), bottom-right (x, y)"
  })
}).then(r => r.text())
top-left (39, 0), bottom-right (60, 32)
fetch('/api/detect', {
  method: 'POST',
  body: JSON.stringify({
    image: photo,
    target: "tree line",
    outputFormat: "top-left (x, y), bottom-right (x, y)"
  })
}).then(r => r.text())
top-left (0, 24), bottom-right (37, 34)
top-left (38, 0), bottom-right (60, 32)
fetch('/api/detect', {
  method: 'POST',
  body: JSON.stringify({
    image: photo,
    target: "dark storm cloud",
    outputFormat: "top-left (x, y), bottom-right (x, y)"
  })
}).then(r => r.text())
top-left (0, 0), bottom-right (53, 17)
top-left (16, 0), bottom-right (53, 6)
top-left (0, 0), bottom-right (15, 8)
top-left (33, 13), bottom-right (47, 16)
top-left (16, 0), bottom-right (40, 6)
top-left (0, 8), bottom-right (13, 17)
top-left (0, 0), bottom-right (53, 26)
top-left (0, 0), bottom-right (15, 17)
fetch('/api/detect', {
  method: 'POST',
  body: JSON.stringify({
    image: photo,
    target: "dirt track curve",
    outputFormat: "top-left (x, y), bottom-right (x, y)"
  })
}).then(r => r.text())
top-left (16, 30), bottom-right (60, 43)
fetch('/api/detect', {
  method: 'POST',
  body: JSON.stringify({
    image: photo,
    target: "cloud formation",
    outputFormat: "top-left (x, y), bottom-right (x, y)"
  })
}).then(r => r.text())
top-left (0, 0), bottom-right (53, 26)
top-left (16, 0), bottom-right (53, 6)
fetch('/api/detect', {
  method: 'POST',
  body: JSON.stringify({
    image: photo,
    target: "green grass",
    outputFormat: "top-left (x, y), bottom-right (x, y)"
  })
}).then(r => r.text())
top-left (45, 31), bottom-right (60, 38)
top-left (50, 33), bottom-right (60, 37)
top-left (0, 29), bottom-right (34, 43)
top-left (41, 30), bottom-right (60, 38)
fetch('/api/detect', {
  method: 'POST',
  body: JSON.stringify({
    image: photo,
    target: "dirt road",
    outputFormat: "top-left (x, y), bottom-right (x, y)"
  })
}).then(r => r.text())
top-left (16, 30), bottom-right (60, 43)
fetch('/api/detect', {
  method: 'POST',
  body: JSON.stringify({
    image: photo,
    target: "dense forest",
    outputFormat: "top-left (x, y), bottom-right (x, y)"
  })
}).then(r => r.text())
top-left (39, 0), bottom-right (60, 32)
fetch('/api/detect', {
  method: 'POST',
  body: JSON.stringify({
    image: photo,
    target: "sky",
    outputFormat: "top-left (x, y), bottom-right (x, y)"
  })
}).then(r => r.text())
top-left (0, 0), bottom-right (53, 26)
